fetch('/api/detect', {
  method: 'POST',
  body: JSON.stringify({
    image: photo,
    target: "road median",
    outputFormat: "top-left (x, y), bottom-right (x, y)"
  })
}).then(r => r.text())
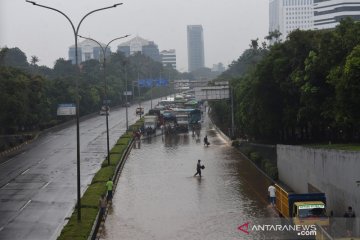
top-left (57, 119), bottom-right (144, 240)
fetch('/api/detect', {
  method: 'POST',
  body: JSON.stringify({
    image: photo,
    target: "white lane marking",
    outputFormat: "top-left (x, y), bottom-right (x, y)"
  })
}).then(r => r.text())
top-left (0, 158), bottom-right (15, 168)
top-left (0, 226), bottom-right (4, 232)
top-left (21, 168), bottom-right (30, 175)
top-left (0, 182), bottom-right (10, 189)
top-left (41, 181), bottom-right (51, 189)
top-left (37, 158), bottom-right (45, 164)
top-left (19, 200), bottom-right (31, 212)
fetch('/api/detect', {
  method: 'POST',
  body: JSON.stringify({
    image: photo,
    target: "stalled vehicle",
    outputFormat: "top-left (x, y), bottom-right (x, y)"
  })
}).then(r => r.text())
top-left (143, 115), bottom-right (158, 135)
top-left (275, 183), bottom-right (329, 227)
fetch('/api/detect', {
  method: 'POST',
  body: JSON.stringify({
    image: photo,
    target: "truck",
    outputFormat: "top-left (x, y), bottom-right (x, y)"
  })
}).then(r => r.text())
top-left (275, 183), bottom-right (329, 227)
top-left (136, 107), bottom-right (144, 116)
top-left (175, 114), bottom-right (189, 133)
top-left (99, 105), bottom-right (110, 115)
top-left (143, 115), bottom-right (158, 136)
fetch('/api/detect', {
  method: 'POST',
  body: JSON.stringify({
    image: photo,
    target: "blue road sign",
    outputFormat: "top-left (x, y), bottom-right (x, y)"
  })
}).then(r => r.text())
top-left (138, 79), bottom-right (169, 88)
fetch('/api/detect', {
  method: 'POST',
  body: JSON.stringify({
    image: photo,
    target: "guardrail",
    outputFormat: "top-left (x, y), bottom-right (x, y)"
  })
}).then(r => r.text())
top-left (88, 137), bottom-right (134, 240)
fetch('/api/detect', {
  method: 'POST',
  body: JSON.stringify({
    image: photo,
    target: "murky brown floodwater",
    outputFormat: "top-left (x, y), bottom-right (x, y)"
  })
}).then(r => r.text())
top-left (100, 114), bottom-right (297, 240)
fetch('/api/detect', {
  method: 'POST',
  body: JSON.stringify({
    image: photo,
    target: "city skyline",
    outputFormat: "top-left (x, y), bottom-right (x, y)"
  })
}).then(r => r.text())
top-left (0, 0), bottom-right (269, 72)
top-left (269, 0), bottom-right (360, 41)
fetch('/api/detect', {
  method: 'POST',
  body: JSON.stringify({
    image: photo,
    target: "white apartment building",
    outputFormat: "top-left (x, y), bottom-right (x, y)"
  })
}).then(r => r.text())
top-left (269, 0), bottom-right (314, 41)
top-left (314, 0), bottom-right (360, 30)
top-left (160, 49), bottom-right (176, 69)
top-left (69, 39), bottom-right (110, 64)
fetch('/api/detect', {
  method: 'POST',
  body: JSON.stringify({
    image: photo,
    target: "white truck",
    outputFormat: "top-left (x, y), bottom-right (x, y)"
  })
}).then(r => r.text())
top-left (144, 115), bottom-right (158, 135)
top-left (175, 114), bottom-right (189, 133)
top-left (99, 106), bottom-right (110, 115)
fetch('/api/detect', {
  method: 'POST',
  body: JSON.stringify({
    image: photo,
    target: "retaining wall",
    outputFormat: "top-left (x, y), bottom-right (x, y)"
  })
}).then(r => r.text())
top-left (277, 145), bottom-right (360, 227)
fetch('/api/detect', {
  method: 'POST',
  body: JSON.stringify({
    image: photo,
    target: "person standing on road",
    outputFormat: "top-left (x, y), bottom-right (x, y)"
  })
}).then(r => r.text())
top-left (344, 206), bottom-right (356, 236)
top-left (99, 194), bottom-right (107, 220)
top-left (106, 178), bottom-right (114, 202)
top-left (268, 184), bottom-right (276, 207)
top-left (194, 159), bottom-right (204, 177)
top-left (204, 135), bottom-right (209, 146)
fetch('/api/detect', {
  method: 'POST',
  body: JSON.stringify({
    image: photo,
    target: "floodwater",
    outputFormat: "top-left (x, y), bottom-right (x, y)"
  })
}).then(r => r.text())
top-left (100, 115), bottom-right (297, 240)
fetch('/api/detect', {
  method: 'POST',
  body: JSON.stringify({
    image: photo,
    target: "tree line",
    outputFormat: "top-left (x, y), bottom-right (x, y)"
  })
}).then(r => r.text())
top-left (211, 18), bottom-right (360, 144)
top-left (0, 47), bottom-right (183, 134)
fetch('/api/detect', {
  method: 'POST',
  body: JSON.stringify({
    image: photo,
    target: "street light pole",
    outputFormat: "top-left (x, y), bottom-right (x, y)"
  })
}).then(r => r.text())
top-left (231, 86), bottom-right (235, 139)
top-left (78, 35), bottom-right (129, 166)
top-left (26, 0), bottom-right (123, 222)
top-left (125, 64), bottom-right (129, 130)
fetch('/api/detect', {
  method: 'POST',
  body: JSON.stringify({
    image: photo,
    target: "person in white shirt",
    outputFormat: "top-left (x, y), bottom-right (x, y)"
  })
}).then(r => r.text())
top-left (268, 184), bottom-right (276, 207)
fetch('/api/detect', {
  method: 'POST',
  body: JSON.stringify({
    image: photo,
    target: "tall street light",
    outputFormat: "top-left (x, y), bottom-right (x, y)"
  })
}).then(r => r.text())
top-left (78, 34), bottom-right (130, 165)
top-left (123, 60), bottom-right (129, 131)
top-left (26, 0), bottom-right (123, 222)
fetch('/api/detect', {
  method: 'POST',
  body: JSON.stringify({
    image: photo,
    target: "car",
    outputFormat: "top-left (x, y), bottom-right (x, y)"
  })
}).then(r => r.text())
top-left (122, 102), bottom-right (131, 107)
top-left (136, 107), bottom-right (144, 115)
top-left (99, 106), bottom-right (110, 115)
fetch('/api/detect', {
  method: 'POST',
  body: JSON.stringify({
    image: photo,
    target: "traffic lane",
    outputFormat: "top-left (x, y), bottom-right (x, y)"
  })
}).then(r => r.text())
top-left (0, 101), bottom-right (153, 240)
top-left (0, 103), bottom-right (135, 188)
top-left (0, 140), bottom-right (78, 240)
top-left (101, 119), bottom-right (278, 239)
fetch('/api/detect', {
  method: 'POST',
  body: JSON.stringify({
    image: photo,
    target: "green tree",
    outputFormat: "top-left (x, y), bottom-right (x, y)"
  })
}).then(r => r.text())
top-left (30, 55), bottom-right (39, 66)
top-left (0, 47), bottom-right (29, 69)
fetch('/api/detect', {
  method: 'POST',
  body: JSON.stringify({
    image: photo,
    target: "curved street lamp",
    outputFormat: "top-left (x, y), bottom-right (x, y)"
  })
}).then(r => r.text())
top-left (78, 34), bottom-right (130, 166)
top-left (26, 0), bottom-right (123, 221)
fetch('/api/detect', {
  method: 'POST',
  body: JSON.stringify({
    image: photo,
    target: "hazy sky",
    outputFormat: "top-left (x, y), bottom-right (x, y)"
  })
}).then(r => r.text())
top-left (0, 0), bottom-right (269, 72)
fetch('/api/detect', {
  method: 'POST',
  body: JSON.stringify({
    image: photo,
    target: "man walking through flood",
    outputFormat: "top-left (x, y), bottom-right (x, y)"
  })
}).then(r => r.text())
top-left (194, 159), bottom-right (204, 177)
top-left (204, 135), bottom-right (210, 146)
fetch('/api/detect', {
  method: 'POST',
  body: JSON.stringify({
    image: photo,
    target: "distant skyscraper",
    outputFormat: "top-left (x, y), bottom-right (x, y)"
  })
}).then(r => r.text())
top-left (68, 39), bottom-right (110, 64)
top-left (117, 36), bottom-right (160, 62)
top-left (314, 0), bottom-right (360, 29)
top-left (187, 25), bottom-right (205, 72)
top-left (269, 0), bottom-right (314, 41)
top-left (160, 49), bottom-right (176, 69)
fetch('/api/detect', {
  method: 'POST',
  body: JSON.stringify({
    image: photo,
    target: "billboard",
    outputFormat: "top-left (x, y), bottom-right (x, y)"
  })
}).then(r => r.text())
top-left (194, 86), bottom-right (230, 100)
top-left (57, 104), bottom-right (76, 116)
top-left (123, 91), bottom-right (132, 96)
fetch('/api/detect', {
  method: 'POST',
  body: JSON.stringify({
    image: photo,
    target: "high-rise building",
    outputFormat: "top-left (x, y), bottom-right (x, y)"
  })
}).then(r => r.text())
top-left (211, 63), bottom-right (225, 73)
top-left (269, 0), bottom-right (314, 41)
top-left (160, 49), bottom-right (176, 69)
top-left (187, 25), bottom-right (205, 72)
top-left (68, 39), bottom-right (110, 64)
top-left (117, 36), bottom-right (160, 62)
top-left (142, 41), bottom-right (161, 62)
top-left (314, 0), bottom-right (360, 30)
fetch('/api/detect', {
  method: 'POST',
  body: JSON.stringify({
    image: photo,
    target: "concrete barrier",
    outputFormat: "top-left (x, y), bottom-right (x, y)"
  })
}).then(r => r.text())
top-left (277, 145), bottom-right (360, 235)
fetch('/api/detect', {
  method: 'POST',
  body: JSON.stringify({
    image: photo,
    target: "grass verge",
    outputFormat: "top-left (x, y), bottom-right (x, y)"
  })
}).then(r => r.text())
top-left (57, 120), bottom-right (143, 240)
top-left (304, 143), bottom-right (360, 151)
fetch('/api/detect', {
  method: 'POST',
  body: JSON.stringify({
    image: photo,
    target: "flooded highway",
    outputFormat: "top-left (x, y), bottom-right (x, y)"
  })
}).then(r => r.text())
top-left (100, 114), bottom-right (294, 240)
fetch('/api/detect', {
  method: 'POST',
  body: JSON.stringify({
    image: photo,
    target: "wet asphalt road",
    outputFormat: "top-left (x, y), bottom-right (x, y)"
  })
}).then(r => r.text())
top-left (100, 113), bottom-right (293, 240)
top-left (0, 102), bottom-right (152, 240)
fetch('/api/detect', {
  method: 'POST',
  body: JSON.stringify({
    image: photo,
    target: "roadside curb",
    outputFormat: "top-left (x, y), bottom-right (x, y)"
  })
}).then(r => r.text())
top-left (89, 138), bottom-right (135, 240)
top-left (209, 116), bottom-right (274, 182)
top-left (0, 112), bottom-right (99, 162)
top-left (0, 134), bottom-right (39, 161)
